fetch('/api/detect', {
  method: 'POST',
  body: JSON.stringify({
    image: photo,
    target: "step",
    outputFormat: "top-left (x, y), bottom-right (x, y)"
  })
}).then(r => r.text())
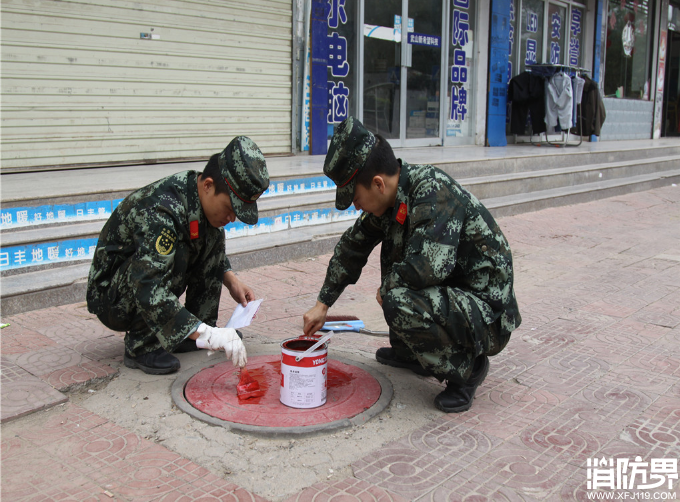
top-left (431, 144), bottom-right (680, 178)
top-left (3, 154), bottom-right (678, 274)
top-left (459, 155), bottom-right (680, 200)
top-left (0, 221), bottom-right (354, 316)
top-left (3, 170), bottom-right (678, 316)
top-left (485, 168), bottom-right (680, 217)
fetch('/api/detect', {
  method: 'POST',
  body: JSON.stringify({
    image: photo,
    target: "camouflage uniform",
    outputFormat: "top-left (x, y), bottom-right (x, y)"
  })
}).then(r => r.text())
top-left (319, 161), bottom-right (521, 384)
top-left (87, 170), bottom-right (228, 357)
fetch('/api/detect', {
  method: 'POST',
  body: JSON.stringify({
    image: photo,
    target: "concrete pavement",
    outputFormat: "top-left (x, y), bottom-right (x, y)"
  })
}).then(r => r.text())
top-left (2, 184), bottom-right (680, 501)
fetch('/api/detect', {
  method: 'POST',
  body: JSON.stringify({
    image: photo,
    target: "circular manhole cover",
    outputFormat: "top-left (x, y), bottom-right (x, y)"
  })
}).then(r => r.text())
top-left (172, 354), bottom-right (392, 435)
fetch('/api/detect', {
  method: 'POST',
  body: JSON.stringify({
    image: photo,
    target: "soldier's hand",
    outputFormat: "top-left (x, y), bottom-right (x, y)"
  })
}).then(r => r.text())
top-left (376, 287), bottom-right (383, 307)
top-left (195, 324), bottom-right (247, 367)
top-left (223, 271), bottom-right (255, 307)
top-left (302, 301), bottom-right (329, 337)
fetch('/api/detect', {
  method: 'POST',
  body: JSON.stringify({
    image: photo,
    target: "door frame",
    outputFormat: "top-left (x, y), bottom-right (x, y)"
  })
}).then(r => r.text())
top-left (357, 0), bottom-right (447, 147)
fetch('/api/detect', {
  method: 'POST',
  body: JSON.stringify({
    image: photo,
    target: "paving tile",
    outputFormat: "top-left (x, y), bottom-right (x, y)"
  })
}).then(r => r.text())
top-left (423, 477), bottom-right (542, 501)
top-left (352, 443), bottom-right (456, 500)
top-left (620, 414), bottom-right (680, 457)
top-left (159, 473), bottom-right (269, 502)
top-left (625, 347), bottom-right (680, 378)
top-left (532, 284), bottom-right (603, 307)
top-left (1, 434), bottom-right (34, 461)
top-left (518, 320), bottom-right (578, 359)
top-left (632, 306), bottom-right (680, 328)
top-left (598, 366), bottom-right (679, 397)
top-left (581, 295), bottom-right (648, 318)
top-left (445, 380), bottom-right (566, 440)
top-left (445, 439), bottom-right (582, 500)
top-left (16, 476), bottom-right (115, 502)
top-left (38, 316), bottom-right (117, 347)
top-left (97, 443), bottom-right (217, 500)
top-left (0, 444), bottom-right (80, 500)
top-left (5, 306), bottom-right (80, 331)
top-left (518, 398), bottom-right (617, 467)
top-left (41, 360), bottom-right (118, 391)
top-left (12, 345), bottom-right (91, 377)
top-left (516, 350), bottom-right (610, 398)
top-left (0, 321), bottom-right (56, 354)
top-left (41, 420), bottom-right (154, 476)
top-left (72, 335), bottom-right (125, 361)
top-left (19, 403), bottom-right (108, 444)
top-left (1, 367), bottom-right (68, 422)
top-left (1, 356), bottom-right (33, 383)
top-left (284, 477), bottom-right (409, 502)
top-left (486, 345), bottom-right (543, 384)
top-left (570, 382), bottom-right (656, 433)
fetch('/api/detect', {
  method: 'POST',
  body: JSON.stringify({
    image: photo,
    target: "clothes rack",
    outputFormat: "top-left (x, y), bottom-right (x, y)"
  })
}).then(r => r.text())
top-left (514, 63), bottom-right (590, 148)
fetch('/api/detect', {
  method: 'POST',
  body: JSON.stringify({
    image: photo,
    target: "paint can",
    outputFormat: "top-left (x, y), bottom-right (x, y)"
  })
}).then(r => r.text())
top-left (280, 337), bottom-right (328, 409)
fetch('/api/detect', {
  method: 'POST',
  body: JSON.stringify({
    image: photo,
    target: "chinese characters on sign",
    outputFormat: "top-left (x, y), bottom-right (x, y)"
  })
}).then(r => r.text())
top-left (508, 1), bottom-right (515, 85)
top-left (0, 239), bottom-right (99, 271)
top-left (0, 200), bottom-right (119, 230)
top-left (525, 38), bottom-right (537, 66)
top-left (587, 457), bottom-right (678, 492)
top-left (408, 33), bottom-right (441, 47)
top-left (450, 0), bottom-right (470, 124)
top-left (327, 0), bottom-right (350, 124)
top-left (570, 9), bottom-right (581, 65)
top-left (550, 11), bottom-right (562, 64)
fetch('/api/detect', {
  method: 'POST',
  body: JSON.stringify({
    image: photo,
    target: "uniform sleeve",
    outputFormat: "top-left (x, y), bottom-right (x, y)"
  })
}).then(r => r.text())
top-left (381, 183), bottom-right (466, 295)
top-left (127, 206), bottom-right (200, 347)
top-left (223, 253), bottom-right (232, 273)
top-left (318, 212), bottom-right (384, 307)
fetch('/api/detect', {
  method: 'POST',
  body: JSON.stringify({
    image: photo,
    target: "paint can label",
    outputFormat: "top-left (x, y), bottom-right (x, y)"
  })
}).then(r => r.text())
top-left (280, 339), bottom-right (328, 409)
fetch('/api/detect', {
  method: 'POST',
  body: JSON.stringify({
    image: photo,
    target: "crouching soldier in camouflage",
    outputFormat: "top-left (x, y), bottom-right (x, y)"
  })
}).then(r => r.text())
top-left (303, 117), bottom-right (521, 413)
top-left (87, 136), bottom-right (269, 375)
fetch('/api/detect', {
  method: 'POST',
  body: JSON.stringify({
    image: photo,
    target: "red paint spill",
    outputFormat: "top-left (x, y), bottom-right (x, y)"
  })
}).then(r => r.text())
top-left (184, 355), bottom-right (382, 427)
top-left (236, 368), bottom-right (264, 401)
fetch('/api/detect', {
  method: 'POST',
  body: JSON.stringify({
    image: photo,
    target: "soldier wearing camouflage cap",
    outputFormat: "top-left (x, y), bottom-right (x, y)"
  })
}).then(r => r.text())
top-left (303, 117), bottom-right (521, 413)
top-left (87, 136), bottom-right (269, 374)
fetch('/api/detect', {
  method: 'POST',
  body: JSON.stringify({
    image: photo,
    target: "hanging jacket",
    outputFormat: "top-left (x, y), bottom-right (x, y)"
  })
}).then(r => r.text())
top-left (571, 75), bottom-right (585, 128)
top-left (544, 73), bottom-right (573, 133)
top-left (507, 72), bottom-right (547, 134)
top-left (571, 75), bottom-right (607, 136)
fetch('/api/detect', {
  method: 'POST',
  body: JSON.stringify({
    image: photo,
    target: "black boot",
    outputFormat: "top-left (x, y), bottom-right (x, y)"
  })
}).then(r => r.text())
top-left (434, 355), bottom-right (489, 413)
top-left (376, 347), bottom-right (431, 376)
top-left (124, 347), bottom-right (181, 375)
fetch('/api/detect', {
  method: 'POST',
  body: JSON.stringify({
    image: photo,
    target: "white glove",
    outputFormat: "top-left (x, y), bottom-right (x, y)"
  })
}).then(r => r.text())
top-left (195, 323), bottom-right (247, 367)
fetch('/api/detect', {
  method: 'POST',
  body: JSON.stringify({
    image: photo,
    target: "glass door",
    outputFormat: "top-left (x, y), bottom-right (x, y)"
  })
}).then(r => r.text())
top-left (363, 0), bottom-right (402, 140)
top-left (363, 0), bottom-right (444, 146)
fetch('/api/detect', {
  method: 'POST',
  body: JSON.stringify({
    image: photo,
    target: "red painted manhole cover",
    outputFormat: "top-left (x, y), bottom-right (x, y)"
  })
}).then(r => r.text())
top-left (183, 355), bottom-right (383, 428)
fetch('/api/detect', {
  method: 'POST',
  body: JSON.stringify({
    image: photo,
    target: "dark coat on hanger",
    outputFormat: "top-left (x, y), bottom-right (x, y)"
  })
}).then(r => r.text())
top-left (571, 75), bottom-right (606, 136)
top-left (507, 72), bottom-right (547, 135)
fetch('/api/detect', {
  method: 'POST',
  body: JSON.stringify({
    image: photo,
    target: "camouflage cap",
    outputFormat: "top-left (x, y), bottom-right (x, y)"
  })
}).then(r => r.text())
top-left (324, 117), bottom-right (377, 210)
top-left (219, 136), bottom-right (270, 225)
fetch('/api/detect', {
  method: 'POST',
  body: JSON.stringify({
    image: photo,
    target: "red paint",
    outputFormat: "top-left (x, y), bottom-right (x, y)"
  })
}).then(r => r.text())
top-left (236, 367), bottom-right (264, 401)
top-left (184, 355), bottom-right (381, 427)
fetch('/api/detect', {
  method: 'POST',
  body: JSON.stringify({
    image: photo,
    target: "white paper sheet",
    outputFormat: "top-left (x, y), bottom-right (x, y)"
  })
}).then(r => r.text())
top-left (225, 299), bottom-right (263, 329)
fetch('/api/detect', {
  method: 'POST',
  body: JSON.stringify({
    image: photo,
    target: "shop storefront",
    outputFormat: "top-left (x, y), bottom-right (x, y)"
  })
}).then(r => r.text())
top-left (599, 0), bottom-right (661, 139)
top-left (661, 1), bottom-right (680, 136)
top-left (304, 0), bottom-right (489, 152)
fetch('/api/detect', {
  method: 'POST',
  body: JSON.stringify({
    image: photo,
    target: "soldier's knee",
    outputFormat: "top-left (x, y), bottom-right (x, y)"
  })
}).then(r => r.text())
top-left (382, 287), bottom-right (411, 325)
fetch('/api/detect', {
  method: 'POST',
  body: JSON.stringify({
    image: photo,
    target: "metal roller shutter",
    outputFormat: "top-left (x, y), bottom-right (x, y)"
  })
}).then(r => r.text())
top-left (1, 0), bottom-right (292, 172)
